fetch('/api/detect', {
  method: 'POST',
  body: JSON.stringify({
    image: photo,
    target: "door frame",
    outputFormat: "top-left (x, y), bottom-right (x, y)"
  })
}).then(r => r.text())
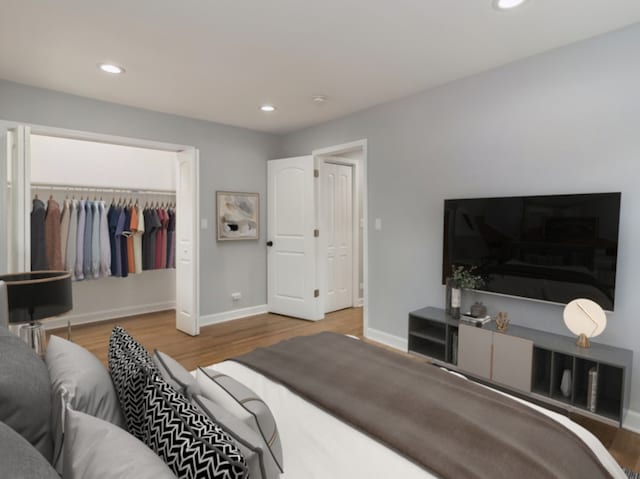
top-left (0, 118), bottom-right (200, 335)
top-left (313, 140), bottom-right (368, 329)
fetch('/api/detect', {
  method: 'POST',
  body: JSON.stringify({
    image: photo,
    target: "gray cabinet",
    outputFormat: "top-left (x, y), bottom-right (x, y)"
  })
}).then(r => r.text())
top-left (492, 332), bottom-right (532, 392)
top-left (458, 324), bottom-right (533, 392)
top-left (457, 325), bottom-right (492, 380)
top-left (408, 307), bottom-right (633, 426)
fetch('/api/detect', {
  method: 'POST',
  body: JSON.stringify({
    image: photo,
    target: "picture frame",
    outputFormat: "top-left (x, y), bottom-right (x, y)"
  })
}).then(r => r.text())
top-left (216, 191), bottom-right (260, 241)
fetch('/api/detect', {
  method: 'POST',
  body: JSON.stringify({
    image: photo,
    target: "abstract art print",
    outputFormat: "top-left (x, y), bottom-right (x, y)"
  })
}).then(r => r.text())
top-left (216, 191), bottom-right (259, 241)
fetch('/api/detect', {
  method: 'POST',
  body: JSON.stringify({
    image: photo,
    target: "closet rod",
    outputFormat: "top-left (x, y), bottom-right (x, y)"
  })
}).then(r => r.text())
top-left (31, 183), bottom-right (176, 197)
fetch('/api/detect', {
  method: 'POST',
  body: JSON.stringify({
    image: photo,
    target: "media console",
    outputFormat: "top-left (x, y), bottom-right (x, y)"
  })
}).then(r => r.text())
top-left (408, 306), bottom-right (633, 426)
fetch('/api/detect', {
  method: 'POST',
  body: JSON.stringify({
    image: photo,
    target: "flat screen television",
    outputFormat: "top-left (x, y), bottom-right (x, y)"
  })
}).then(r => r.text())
top-left (442, 192), bottom-right (621, 311)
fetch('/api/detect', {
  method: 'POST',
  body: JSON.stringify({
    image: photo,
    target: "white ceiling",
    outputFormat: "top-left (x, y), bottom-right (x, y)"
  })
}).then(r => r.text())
top-left (1, 1), bottom-right (639, 134)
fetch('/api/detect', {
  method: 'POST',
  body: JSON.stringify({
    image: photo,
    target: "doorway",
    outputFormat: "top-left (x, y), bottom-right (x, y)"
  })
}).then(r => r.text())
top-left (266, 140), bottom-right (367, 327)
top-left (0, 121), bottom-right (200, 336)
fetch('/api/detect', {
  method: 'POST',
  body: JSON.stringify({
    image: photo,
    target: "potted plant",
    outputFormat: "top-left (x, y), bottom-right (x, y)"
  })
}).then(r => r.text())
top-left (447, 265), bottom-right (484, 319)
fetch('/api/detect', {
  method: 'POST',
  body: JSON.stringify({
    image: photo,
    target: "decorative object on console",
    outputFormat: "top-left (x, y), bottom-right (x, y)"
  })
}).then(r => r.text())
top-left (560, 369), bottom-right (572, 398)
top-left (495, 312), bottom-right (510, 332)
top-left (216, 191), bottom-right (260, 241)
top-left (0, 271), bottom-right (72, 357)
top-left (587, 367), bottom-right (598, 413)
top-left (448, 265), bottom-right (484, 320)
top-left (470, 301), bottom-right (487, 318)
top-left (0, 281), bottom-right (8, 329)
top-left (563, 298), bottom-right (606, 348)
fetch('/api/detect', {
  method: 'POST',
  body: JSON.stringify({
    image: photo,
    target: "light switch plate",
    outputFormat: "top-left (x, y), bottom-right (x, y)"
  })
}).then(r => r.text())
top-left (201, 218), bottom-right (208, 229)
top-left (374, 218), bottom-right (382, 231)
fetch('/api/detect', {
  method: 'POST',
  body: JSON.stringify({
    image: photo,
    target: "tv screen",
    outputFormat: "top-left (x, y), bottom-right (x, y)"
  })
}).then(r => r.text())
top-left (442, 192), bottom-right (621, 311)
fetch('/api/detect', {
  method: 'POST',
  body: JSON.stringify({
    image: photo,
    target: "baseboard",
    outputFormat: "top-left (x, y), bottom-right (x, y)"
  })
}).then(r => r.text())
top-left (199, 304), bottom-right (268, 327)
top-left (44, 301), bottom-right (176, 330)
top-left (623, 409), bottom-right (640, 433)
top-left (365, 327), bottom-right (408, 352)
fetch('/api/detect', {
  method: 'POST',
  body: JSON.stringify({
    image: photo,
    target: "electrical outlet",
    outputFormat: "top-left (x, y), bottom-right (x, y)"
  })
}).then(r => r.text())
top-left (231, 292), bottom-right (242, 301)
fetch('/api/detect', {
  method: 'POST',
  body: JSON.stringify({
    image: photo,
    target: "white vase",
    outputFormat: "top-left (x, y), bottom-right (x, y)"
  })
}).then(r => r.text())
top-left (560, 369), bottom-right (572, 398)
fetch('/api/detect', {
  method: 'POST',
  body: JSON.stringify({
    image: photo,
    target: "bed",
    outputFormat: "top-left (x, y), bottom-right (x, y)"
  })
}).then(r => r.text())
top-left (208, 333), bottom-right (626, 479)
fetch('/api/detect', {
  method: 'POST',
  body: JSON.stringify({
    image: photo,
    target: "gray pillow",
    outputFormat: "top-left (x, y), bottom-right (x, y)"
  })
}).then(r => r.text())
top-left (197, 367), bottom-right (283, 473)
top-left (194, 395), bottom-right (281, 479)
top-left (46, 335), bottom-right (126, 472)
top-left (63, 408), bottom-right (176, 479)
top-left (0, 332), bottom-right (53, 462)
top-left (0, 421), bottom-right (58, 479)
top-left (153, 349), bottom-right (198, 396)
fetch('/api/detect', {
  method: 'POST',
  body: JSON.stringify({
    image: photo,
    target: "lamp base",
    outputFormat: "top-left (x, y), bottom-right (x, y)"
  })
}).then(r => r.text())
top-left (576, 333), bottom-right (590, 349)
top-left (19, 322), bottom-right (47, 358)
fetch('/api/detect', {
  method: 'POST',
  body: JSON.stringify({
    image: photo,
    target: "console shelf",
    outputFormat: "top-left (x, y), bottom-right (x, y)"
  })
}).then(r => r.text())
top-left (408, 306), bottom-right (633, 426)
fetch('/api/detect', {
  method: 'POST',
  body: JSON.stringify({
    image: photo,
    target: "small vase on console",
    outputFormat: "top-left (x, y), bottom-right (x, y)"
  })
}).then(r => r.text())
top-left (450, 282), bottom-right (461, 320)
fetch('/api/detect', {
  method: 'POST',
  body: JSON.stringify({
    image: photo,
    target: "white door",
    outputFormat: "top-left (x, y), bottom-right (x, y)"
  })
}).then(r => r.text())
top-left (0, 125), bottom-right (30, 273)
top-left (267, 156), bottom-right (322, 320)
top-left (324, 163), bottom-right (353, 312)
top-left (175, 148), bottom-right (200, 335)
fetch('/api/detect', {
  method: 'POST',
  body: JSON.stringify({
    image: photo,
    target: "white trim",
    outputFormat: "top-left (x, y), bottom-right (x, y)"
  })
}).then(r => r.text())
top-left (44, 301), bottom-right (176, 330)
top-left (365, 327), bottom-right (408, 352)
top-left (199, 304), bottom-right (268, 327)
top-left (354, 297), bottom-right (364, 307)
top-left (623, 409), bottom-right (640, 434)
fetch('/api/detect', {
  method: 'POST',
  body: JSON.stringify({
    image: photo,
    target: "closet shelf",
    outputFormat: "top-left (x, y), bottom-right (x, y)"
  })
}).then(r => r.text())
top-left (31, 183), bottom-right (175, 196)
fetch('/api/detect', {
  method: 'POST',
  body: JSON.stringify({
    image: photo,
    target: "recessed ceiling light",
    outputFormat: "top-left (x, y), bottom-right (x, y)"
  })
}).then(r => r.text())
top-left (493, 0), bottom-right (528, 10)
top-left (260, 104), bottom-right (276, 112)
top-left (98, 63), bottom-right (125, 74)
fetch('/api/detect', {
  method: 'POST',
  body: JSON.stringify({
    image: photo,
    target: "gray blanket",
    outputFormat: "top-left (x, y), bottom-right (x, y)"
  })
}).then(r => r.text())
top-left (231, 332), bottom-right (613, 479)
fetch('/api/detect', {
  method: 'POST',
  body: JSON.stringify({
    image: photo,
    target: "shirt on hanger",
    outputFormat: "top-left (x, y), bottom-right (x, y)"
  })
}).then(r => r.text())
top-left (108, 204), bottom-right (120, 277)
top-left (83, 201), bottom-right (93, 279)
top-left (65, 200), bottom-right (78, 278)
top-left (118, 207), bottom-right (129, 278)
top-left (134, 204), bottom-right (144, 274)
top-left (31, 198), bottom-right (48, 271)
top-left (91, 201), bottom-right (101, 279)
top-left (44, 197), bottom-right (63, 270)
top-left (60, 199), bottom-right (71, 270)
top-left (127, 205), bottom-right (137, 274)
top-left (75, 199), bottom-right (86, 280)
top-left (99, 201), bottom-right (111, 277)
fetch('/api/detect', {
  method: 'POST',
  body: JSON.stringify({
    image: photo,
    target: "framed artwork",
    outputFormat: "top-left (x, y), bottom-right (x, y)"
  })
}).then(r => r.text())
top-left (216, 191), bottom-right (260, 241)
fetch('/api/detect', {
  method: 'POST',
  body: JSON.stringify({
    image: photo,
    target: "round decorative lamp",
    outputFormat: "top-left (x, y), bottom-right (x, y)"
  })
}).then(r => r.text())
top-left (563, 298), bottom-right (606, 349)
top-left (0, 271), bottom-right (73, 357)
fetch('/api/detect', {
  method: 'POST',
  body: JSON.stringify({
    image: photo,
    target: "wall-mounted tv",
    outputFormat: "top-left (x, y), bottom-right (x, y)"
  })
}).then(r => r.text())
top-left (442, 192), bottom-right (621, 311)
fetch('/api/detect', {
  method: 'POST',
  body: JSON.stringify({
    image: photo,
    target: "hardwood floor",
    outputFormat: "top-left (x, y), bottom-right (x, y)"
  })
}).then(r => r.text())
top-left (48, 308), bottom-right (639, 472)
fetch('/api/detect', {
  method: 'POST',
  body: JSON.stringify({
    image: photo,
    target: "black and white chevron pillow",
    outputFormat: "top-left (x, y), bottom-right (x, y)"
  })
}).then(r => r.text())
top-left (143, 373), bottom-right (248, 479)
top-left (108, 326), bottom-right (159, 440)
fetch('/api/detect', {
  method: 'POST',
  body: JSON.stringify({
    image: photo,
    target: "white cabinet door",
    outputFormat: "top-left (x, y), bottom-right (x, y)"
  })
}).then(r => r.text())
top-left (457, 324), bottom-right (493, 380)
top-left (492, 333), bottom-right (533, 392)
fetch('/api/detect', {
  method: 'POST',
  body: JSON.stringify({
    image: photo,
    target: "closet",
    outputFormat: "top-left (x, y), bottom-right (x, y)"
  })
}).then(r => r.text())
top-left (29, 134), bottom-right (178, 327)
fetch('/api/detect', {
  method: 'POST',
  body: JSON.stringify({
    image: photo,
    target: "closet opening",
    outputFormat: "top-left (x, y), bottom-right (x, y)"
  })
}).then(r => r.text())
top-left (2, 125), bottom-right (200, 336)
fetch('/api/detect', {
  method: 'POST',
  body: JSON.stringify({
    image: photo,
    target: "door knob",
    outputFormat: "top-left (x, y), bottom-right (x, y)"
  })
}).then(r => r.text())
top-left (266, 241), bottom-right (273, 247)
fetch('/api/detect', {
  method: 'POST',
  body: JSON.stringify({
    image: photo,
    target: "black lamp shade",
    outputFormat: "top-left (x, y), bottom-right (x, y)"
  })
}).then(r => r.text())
top-left (0, 271), bottom-right (73, 324)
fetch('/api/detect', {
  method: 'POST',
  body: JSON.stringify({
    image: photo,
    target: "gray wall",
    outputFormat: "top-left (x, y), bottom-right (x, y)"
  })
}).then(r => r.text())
top-left (283, 25), bottom-right (640, 417)
top-left (0, 79), bottom-right (281, 317)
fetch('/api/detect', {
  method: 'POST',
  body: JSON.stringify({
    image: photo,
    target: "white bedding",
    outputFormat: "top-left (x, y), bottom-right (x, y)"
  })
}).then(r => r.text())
top-left (209, 360), bottom-right (626, 479)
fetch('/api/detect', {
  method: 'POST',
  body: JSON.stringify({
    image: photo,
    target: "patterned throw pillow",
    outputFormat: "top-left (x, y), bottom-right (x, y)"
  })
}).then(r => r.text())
top-left (143, 373), bottom-right (248, 479)
top-left (108, 326), bottom-right (159, 440)
top-left (196, 368), bottom-right (283, 473)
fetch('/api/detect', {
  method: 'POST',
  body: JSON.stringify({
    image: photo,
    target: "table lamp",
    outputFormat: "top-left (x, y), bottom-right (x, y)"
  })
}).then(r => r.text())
top-left (563, 298), bottom-right (606, 348)
top-left (0, 271), bottom-right (73, 357)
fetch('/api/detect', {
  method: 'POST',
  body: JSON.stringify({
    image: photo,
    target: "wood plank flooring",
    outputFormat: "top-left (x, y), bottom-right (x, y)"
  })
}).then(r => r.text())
top-left (48, 308), bottom-right (639, 472)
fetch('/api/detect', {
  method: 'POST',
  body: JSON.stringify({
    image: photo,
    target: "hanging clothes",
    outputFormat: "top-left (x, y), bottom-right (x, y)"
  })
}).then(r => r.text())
top-left (166, 208), bottom-right (174, 269)
top-left (133, 204), bottom-right (144, 274)
top-left (44, 197), bottom-right (63, 270)
top-left (155, 207), bottom-right (166, 269)
top-left (75, 200), bottom-right (86, 280)
top-left (127, 205), bottom-right (137, 274)
top-left (83, 200), bottom-right (93, 279)
top-left (60, 199), bottom-right (71, 271)
top-left (99, 201), bottom-right (111, 277)
top-left (108, 204), bottom-right (120, 277)
top-left (65, 200), bottom-right (78, 277)
top-left (91, 201), bottom-right (101, 279)
top-left (31, 198), bottom-right (48, 271)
